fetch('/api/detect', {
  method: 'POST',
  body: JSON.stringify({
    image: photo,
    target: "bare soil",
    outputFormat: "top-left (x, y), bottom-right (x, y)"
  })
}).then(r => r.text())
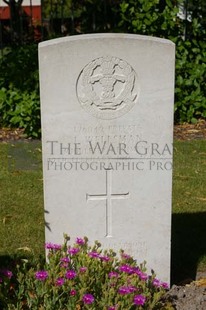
top-left (173, 119), bottom-right (206, 140)
top-left (0, 119), bottom-right (206, 142)
top-left (164, 280), bottom-right (206, 310)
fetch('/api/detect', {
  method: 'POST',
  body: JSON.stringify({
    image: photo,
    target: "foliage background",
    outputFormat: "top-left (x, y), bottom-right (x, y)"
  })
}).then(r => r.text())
top-left (0, 0), bottom-right (205, 138)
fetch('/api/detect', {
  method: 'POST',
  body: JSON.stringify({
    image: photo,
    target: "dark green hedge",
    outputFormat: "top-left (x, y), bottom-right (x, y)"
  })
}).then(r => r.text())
top-left (0, 45), bottom-right (40, 138)
top-left (0, 0), bottom-right (205, 138)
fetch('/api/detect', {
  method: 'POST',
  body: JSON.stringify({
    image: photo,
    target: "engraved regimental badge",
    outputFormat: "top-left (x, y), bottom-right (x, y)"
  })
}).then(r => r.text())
top-left (76, 56), bottom-right (139, 119)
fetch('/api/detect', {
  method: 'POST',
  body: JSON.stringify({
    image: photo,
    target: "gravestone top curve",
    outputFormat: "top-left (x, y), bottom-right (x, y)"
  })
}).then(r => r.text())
top-left (39, 33), bottom-right (175, 47)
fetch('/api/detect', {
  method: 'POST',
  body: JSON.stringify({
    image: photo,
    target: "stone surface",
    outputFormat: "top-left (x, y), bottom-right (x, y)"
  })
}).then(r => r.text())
top-left (39, 33), bottom-right (175, 283)
top-left (164, 284), bottom-right (206, 310)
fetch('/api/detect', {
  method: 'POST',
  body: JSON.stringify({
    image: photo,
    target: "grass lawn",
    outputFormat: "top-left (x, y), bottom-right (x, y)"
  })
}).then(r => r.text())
top-left (0, 139), bottom-right (205, 284)
top-left (0, 141), bottom-right (44, 257)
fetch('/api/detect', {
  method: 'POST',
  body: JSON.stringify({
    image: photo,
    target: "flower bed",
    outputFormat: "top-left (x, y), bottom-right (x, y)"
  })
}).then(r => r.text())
top-left (0, 235), bottom-right (173, 309)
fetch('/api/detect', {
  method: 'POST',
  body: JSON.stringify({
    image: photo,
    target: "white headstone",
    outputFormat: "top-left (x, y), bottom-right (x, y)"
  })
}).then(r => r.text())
top-left (39, 33), bottom-right (175, 283)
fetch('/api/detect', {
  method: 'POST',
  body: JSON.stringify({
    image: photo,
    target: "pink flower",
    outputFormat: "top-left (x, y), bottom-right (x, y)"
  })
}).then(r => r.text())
top-left (118, 264), bottom-right (133, 274)
top-left (76, 237), bottom-right (85, 245)
top-left (45, 242), bottom-right (61, 250)
top-left (60, 257), bottom-right (70, 263)
top-left (133, 294), bottom-right (146, 306)
top-left (118, 285), bottom-right (136, 295)
top-left (55, 277), bottom-right (64, 286)
top-left (70, 289), bottom-right (77, 296)
top-left (161, 281), bottom-right (169, 289)
top-left (65, 270), bottom-right (76, 279)
top-left (128, 285), bottom-right (137, 293)
top-left (79, 267), bottom-right (87, 273)
top-left (82, 293), bottom-right (94, 304)
top-left (99, 255), bottom-right (110, 262)
top-left (108, 271), bottom-right (119, 278)
top-left (133, 268), bottom-right (148, 280)
top-left (118, 286), bottom-right (131, 295)
top-left (153, 278), bottom-right (161, 287)
top-left (139, 271), bottom-right (148, 281)
top-left (121, 253), bottom-right (131, 259)
top-left (1, 270), bottom-right (13, 279)
top-left (68, 247), bottom-right (80, 255)
top-left (88, 251), bottom-right (100, 258)
top-left (60, 257), bottom-right (70, 268)
top-left (35, 270), bottom-right (48, 281)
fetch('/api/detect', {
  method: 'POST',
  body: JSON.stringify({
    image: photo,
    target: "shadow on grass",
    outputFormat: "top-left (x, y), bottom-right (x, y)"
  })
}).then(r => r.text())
top-left (0, 254), bottom-right (45, 271)
top-left (171, 212), bottom-right (206, 284)
top-left (0, 255), bottom-right (17, 269)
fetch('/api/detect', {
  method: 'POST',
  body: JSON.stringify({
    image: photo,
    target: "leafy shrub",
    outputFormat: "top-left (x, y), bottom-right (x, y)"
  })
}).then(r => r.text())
top-left (0, 44), bottom-right (39, 92)
top-left (0, 44), bottom-right (40, 138)
top-left (0, 235), bottom-right (173, 309)
top-left (118, 0), bottom-right (206, 124)
top-left (118, 0), bottom-right (181, 39)
top-left (0, 1), bottom-right (205, 134)
top-left (0, 87), bottom-right (40, 138)
top-left (175, 38), bottom-right (206, 123)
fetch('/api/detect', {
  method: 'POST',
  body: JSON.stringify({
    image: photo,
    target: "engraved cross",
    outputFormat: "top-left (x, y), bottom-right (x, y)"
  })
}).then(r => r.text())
top-left (86, 170), bottom-right (129, 238)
